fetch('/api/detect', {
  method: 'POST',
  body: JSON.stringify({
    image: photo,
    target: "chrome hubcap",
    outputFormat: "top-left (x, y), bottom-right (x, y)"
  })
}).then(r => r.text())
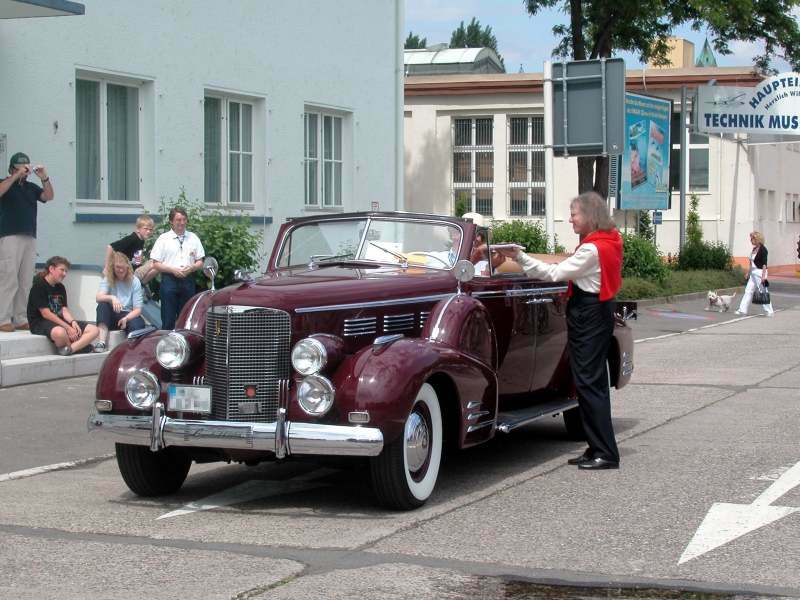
top-left (405, 411), bottom-right (430, 473)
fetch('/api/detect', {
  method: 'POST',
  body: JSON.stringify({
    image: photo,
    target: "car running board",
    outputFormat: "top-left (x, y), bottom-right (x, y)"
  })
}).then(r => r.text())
top-left (496, 398), bottom-right (579, 434)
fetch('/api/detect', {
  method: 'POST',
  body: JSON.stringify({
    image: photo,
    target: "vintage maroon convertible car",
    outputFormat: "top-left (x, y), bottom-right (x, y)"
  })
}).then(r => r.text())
top-left (89, 212), bottom-right (634, 510)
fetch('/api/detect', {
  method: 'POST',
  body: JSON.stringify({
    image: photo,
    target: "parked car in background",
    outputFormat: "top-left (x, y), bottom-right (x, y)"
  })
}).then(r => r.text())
top-left (89, 212), bottom-right (635, 510)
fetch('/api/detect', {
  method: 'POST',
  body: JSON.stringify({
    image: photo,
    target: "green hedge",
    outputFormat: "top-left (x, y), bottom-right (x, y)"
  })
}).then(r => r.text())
top-left (618, 268), bottom-right (746, 300)
top-left (491, 219), bottom-right (565, 254)
top-left (676, 240), bottom-right (734, 271)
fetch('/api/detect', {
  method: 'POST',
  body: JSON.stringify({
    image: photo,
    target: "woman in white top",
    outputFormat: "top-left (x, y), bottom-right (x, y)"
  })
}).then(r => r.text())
top-left (94, 252), bottom-right (146, 352)
top-left (735, 231), bottom-right (774, 316)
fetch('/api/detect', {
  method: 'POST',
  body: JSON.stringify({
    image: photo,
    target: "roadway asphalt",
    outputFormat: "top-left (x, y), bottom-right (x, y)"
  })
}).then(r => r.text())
top-left (1, 279), bottom-right (799, 599)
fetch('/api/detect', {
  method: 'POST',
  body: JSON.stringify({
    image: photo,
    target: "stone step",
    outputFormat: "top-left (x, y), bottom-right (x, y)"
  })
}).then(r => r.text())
top-left (0, 330), bottom-right (129, 387)
top-left (0, 352), bottom-right (108, 387)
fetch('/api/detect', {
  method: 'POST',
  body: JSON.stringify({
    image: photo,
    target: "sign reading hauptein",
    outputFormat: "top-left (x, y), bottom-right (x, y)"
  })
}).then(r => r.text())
top-left (697, 72), bottom-right (800, 135)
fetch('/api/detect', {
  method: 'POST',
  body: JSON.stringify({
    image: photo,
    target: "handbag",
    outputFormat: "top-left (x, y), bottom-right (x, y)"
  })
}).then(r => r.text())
top-left (752, 283), bottom-right (770, 305)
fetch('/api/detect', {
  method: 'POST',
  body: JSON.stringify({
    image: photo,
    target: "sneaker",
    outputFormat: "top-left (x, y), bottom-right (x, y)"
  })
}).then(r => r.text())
top-left (734, 310), bottom-right (745, 316)
top-left (0, 323), bottom-right (14, 332)
top-left (93, 341), bottom-right (107, 353)
top-left (57, 346), bottom-right (74, 356)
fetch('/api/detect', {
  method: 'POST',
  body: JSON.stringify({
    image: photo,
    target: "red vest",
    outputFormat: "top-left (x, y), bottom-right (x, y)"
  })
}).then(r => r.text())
top-left (573, 229), bottom-right (623, 301)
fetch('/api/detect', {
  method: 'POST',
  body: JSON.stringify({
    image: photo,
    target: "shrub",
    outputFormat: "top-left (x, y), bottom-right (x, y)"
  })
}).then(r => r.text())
top-left (621, 233), bottom-right (669, 283)
top-left (491, 219), bottom-right (563, 254)
top-left (147, 190), bottom-right (263, 293)
top-left (637, 210), bottom-right (654, 242)
top-left (454, 197), bottom-right (469, 218)
top-left (677, 240), bottom-right (733, 271)
top-left (617, 277), bottom-right (662, 300)
top-left (664, 268), bottom-right (745, 295)
top-left (686, 194), bottom-right (703, 245)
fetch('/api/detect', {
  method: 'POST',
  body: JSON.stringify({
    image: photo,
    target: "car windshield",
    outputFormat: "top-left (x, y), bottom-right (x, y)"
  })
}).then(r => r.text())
top-left (276, 218), bottom-right (463, 270)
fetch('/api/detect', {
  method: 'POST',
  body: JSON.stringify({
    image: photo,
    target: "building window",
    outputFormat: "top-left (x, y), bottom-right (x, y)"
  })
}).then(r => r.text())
top-left (669, 113), bottom-right (709, 192)
top-left (453, 117), bottom-right (494, 217)
top-left (204, 96), bottom-right (253, 204)
top-left (508, 116), bottom-right (545, 217)
top-left (304, 112), bottom-right (343, 208)
top-left (787, 193), bottom-right (800, 223)
top-left (76, 78), bottom-right (139, 202)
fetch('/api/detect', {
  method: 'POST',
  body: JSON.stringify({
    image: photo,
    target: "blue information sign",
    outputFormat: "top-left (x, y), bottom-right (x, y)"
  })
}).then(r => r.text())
top-left (653, 210), bottom-right (663, 225)
top-left (620, 92), bottom-right (672, 210)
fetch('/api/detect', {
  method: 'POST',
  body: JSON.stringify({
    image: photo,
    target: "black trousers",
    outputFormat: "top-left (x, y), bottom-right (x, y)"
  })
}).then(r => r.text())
top-left (566, 290), bottom-right (620, 463)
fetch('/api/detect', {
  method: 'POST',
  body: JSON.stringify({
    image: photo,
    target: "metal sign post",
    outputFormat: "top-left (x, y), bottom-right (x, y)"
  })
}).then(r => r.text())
top-left (543, 62), bottom-right (555, 250)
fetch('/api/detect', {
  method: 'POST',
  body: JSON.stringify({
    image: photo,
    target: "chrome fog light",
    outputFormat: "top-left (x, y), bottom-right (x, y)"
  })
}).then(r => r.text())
top-left (156, 332), bottom-right (190, 369)
top-left (291, 337), bottom-right (327, 375)
top-left (297, 375), bottom-right (335, 416)
top-left (125, 369), bottom-right (161, 410)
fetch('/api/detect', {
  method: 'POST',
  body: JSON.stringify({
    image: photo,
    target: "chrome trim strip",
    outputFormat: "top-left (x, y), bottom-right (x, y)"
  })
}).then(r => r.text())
top-left (88, 413), bottom-right (384, 457)
top-left (429, 294), bottom-right (458, 340)
top-left (183, 290), bottom-right (212, 329)
top-left (466, 410), bottom-right (490, 421)
top-left (209, 304), bottom-right (271, 314)
top-left (296, 293), bottom-right (453, 313)
top-left (466, 420), bottom-right (495, 433)
top-left (466, 400), bottom-right (481, 410)
top-left (472, 286), bottom-right (568, 299)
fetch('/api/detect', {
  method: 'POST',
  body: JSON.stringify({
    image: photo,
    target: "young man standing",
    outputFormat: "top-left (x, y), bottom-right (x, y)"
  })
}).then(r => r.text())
top-left (150, 207), bottom-right (205, 330)
top-left (0, 152), bottom-right (54, 332)
top-left (104, 214), bottom-right (157, 284)
top-left (27, 256), bottom-right (99, 355)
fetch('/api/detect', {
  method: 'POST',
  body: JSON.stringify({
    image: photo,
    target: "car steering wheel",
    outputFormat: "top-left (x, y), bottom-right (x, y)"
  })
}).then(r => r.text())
top-left (405, 252), bottom-right (451, 268)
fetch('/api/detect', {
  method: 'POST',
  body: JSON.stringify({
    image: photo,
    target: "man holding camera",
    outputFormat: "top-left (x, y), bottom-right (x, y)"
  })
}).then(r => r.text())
top-left (0, 152), bottom-right (54, 332)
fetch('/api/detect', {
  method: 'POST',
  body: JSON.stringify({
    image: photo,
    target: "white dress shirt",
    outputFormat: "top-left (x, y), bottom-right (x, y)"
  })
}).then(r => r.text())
top-left (150, 230), bottom-right (205, 269)
top-left (514, 244), bottom-right (601, 293)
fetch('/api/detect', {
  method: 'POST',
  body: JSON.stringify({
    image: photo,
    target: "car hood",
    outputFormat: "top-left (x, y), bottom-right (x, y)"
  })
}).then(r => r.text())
top-left (209, 265), bottom-right (457, 313)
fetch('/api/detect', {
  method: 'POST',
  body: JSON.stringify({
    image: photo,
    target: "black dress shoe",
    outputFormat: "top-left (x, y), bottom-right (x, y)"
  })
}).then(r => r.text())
top-left (567, 450), bottom-right (592, 465)
top-left (577, 457), bottom-right (619, 470)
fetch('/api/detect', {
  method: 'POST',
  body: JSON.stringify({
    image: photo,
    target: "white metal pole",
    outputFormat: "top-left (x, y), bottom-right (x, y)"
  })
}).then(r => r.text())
top-left (543, 61), bottom-right (555, 250)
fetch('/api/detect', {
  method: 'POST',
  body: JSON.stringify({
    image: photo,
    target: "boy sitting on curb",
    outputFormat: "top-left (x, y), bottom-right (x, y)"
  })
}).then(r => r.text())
top-left (27, 256), bottom-right (99, 355)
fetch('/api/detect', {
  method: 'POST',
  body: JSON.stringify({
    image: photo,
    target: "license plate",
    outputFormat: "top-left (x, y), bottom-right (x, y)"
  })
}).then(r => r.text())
top-left (167, 384), bottom-right (211, 414)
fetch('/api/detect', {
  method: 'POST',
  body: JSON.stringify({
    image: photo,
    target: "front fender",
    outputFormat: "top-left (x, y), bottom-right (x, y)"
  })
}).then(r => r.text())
top-left (329, 336), bottom-right (497, 449)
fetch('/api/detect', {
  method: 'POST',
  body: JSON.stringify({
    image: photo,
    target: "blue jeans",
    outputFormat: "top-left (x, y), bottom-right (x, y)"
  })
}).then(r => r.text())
top-left (96, 302), bottom-right (146, 334)
top-left (160, 274), bottom-right (196, 330)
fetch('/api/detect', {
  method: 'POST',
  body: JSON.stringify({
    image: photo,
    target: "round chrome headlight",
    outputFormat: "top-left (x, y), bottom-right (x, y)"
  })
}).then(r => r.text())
top-left (156, 332), bottom-right (190, 369)
top-left (291, 337), bottom-right (327, 375)
top-left (297, 375), bottom-right (335, 416)
top-left (125, 369), bottom-right (161, 410)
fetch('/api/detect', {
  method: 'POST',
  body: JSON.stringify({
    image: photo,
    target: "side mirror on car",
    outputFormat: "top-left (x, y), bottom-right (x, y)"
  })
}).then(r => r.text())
top-left (453, 259), bottom-right (475, 295)
top-left (203, 257), bottom-right (219, 291)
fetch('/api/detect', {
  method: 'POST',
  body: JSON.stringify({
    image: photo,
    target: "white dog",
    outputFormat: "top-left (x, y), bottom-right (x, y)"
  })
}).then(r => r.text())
top-left (705, 290), bottom-right (737, 313)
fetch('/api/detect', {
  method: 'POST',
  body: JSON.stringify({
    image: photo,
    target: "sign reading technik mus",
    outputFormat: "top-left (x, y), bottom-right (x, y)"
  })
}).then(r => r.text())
top-left (697, 72), bottom-right (800, 135)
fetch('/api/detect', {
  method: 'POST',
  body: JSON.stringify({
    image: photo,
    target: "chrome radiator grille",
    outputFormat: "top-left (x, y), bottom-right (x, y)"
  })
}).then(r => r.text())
top-left (205, 306), bottom-right (291, 423)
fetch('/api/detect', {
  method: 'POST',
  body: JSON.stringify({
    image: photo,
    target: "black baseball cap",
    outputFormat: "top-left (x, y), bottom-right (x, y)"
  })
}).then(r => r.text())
top-left (9, 152), bottom-right (30, 170)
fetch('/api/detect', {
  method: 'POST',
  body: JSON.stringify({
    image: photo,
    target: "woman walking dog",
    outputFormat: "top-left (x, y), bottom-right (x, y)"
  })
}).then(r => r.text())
top-left (735, 231), bottom-right (774, 317)
top-left (498, 191), bottom-right (623, 470)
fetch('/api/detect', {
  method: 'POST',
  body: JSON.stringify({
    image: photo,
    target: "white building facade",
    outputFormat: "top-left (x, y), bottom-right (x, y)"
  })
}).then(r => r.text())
top-left (404, 68), bottom-right (800, 268)
top-left (0, 0), bottom-right (404, 267)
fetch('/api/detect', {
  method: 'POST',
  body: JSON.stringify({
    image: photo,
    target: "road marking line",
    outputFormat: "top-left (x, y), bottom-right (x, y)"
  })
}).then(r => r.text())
top-left (679, 459), bottom-right (800, 564)
top-left (156, 468), bottom-right (335, 520)
top-left (0, 454), bottom-right (114, 483)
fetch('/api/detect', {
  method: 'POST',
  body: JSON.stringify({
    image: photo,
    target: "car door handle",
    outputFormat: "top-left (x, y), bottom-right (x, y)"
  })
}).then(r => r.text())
top-left (525, 297), bottom-right (554, 304)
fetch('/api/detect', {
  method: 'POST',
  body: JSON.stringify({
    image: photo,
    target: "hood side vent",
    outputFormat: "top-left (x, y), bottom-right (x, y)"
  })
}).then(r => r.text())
top-left (383, 313), bottom-right (415, 333)
top-left (419, 311), bottom-right (431, 329)
top-left (344, 316), bottom-right (377, 337)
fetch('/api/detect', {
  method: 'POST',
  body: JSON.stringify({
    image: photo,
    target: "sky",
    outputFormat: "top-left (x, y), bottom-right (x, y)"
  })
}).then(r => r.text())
top-left (405, 0), bottom-right (796, 73)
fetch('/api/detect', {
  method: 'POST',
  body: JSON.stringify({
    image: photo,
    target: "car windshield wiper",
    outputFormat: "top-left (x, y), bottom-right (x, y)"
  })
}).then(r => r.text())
top-left (308, 253), bottom-right (353, 268)
top-left (368, 242), bottom-right (408, 268)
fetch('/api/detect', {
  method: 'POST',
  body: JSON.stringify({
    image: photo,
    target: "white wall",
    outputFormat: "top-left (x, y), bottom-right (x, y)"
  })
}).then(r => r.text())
top-left (0, 0), bottom-right (401, 267)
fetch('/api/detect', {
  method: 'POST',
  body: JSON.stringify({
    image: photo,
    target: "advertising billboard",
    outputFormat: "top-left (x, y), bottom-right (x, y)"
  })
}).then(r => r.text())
top-left (620, 92), bottom-right (672, 210)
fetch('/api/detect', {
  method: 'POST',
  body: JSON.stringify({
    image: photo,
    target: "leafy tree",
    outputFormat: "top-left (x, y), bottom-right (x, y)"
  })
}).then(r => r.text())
top-left (450, 17), bottom-right (505, 68)
top-left (637, 210), bottom-right (654, 242)
top-left (146, 190), bottom-right (263, 295)
top-left (405, 32), bottom-right (427, 49)
top-left (524, 0), bottom-right (800, 196)
top-left (491, 219), bottom-right (565, 253)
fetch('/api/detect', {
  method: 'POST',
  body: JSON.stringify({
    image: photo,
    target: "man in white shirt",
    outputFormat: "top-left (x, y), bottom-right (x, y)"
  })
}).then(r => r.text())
top-left (150, 207), bottom-right (205, 330)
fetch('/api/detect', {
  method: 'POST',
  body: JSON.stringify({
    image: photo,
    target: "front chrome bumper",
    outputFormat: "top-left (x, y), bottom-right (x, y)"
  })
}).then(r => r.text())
top-left (87, 402), bottom-right (383, 458)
